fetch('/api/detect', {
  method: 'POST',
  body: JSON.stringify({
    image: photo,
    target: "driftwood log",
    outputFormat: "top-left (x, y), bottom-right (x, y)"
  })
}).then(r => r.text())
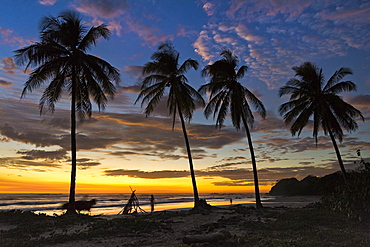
top-left (118, 189), bottom-right (145, 214)
top-left (182, 229), bottom-right (231, 244)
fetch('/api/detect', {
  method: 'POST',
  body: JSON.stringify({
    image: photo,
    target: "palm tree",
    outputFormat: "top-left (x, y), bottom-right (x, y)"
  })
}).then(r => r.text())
top-left (14, 11), bottom-right (120, 214)
top-left (279, 62), bottom-right (364, 179)
top-left (135, 42), bottom-right (204, 208)
top-left (199, 49), bottom-right (266, 209)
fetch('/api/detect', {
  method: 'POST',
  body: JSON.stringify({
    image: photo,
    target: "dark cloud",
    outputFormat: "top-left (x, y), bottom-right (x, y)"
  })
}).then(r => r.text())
top-left (75, 0), bottom-right (129, 19)
top-left (103, 163), bottom-right (341, 188)
top-left (77, 160), bottom-right (101, 170)
top-left (0, 79), bottom-right (12, 87)
top-left (253, 113), bottom-right (288, 132)
top-left (125, 20), bottom-right (174, 46)
top-left (348, 94), bottom-right (370, 116)
top-left (299, 161), bottom-right (314, 165)
top-left (104, 169), bottom-right (189, 179)
top-left (122, 66), bottom-right (143, 86)
top-left (0, 157), bottom-right (62, 169)
top-left (0, 96), bottom-right (367, 176)
top-left (16, 149), bottom-right (67, 160)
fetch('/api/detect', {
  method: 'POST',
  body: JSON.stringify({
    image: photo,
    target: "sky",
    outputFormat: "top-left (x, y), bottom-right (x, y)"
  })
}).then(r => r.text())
top-left (0, 0), bottom-right (369, 194)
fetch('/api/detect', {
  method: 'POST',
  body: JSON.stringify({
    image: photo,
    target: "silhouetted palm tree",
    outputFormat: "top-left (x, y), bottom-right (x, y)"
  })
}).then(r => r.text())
top-left (199, 49), bottom-right (266, 209)
top-left (14, 11), bottom-right (120, 214)
top-left (136, 42), bottom-right (204, 208)
top-left (279, 62), bottom-right (364, 179)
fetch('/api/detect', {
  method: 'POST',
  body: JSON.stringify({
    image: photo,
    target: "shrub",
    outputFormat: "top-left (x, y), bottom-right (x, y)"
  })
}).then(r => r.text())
top-left (320, 160), bottom-right (370, 221)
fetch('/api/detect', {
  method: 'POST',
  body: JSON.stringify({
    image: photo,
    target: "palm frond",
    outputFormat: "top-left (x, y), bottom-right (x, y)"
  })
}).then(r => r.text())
top-left (236, 65), bottom-right (248, 80)
top-left (324, 67), bottom-right (352, 91)
top-left (325, 80), bottom-right (356, 95)
top-left (79, 24), bottom-right (111, 51)
top-left (178, 59), bottom-right (198, 75)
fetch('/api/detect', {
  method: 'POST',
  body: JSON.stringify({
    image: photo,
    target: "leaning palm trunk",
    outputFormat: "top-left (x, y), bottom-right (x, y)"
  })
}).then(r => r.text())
top-left (178, 106), bottom-right (200, 208)
top-left (328, 128), bottom-right (347, 180)
top-left (67, 72), bottom-right (77, 214)
top-left (242, 115), bottom-right (263, 209)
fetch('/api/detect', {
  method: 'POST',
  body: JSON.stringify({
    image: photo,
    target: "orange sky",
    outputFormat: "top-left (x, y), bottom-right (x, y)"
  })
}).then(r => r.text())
top-left (0, 174), bottom-right (271, 194)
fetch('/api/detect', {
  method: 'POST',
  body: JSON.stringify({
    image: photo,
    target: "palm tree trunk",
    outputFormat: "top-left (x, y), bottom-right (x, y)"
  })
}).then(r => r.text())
top-left (67, 69), bottom-right (77, 215)
top-left (241, 115), bottom-right (263, 209)
top-left (178, 106), bottom-right (200, 208)
top-left (328, 128), bottom-right (347, 181)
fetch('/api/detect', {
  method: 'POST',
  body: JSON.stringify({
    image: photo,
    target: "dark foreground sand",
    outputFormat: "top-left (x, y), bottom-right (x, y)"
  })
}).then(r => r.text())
top-left (38, 196), bottom-right (321, 247)
top-left (3, 195), bottom-right (368, 246)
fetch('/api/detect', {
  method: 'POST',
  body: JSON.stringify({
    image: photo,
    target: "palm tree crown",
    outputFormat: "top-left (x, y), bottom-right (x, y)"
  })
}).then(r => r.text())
top-left (200, 49), bottom-right (266, 209)
top-left (14, 10), bottom-right (120, 214)
top-left (15, 10), bottom-right (120, 119)
top-left (136, 41), bottom-right (204, 208)
top-left (136, 42), bottom-right (204, 126)
top-left (200, 50), bottom-right (266, 129)
top-left (279, 61), bottom-right (364, 176)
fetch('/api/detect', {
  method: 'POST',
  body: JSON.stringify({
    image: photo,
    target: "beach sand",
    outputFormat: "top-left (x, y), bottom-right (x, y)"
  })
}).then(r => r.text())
top-left (1, 196), bottom-right (323, 246)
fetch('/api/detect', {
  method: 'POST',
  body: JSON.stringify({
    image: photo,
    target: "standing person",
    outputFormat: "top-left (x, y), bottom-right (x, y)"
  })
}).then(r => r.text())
top-left (150, 194), bottom-right (155, 213)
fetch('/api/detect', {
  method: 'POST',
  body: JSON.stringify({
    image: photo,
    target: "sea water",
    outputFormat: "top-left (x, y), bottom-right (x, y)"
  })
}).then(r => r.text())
top-left (0, 193), bottom-right (273, 216)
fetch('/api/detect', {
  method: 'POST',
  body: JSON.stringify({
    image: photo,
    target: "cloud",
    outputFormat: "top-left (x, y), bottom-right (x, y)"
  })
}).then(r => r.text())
top-left (104, 169), bottom-right (189, 179)
top-left (235, 24), bottom-right (263, 44)
top-left (203, 2), bottom-right (215, 16)
top-left (77, 159), bottom-right (102, 170)
top-left (0, 27), bottom-right (33, 46)
top-left (38, 0), bottom-right (57, 5)
top-left (0, 157), bottom-right (62, 170)
top-left (2, 57), bottom-right (17, 74)
top-left (177, 25), bottom-right (197, 37)
top-left (192, 0), bottom-right (370, 91)
top-left (16, 149), bottom-right (67, 160)
top-left (193, 30), bottom-right (214, 61)
top-left (121, 65), bottom-right (143, 91)
top-left (0, 79), bottom-right (12, 87)
top-left (125, 20), bottom-right (174, 46)
top-left (321, 6), bottom-right (370, 24)
top-left (107, 20), bottom-right (123, 36)
top-left (103, 163), bottom-right (340, 187)
top-left (75, 0), bottom-right (129, 19)
top-left (226, 0), bottom-right (312, 20)
top-left (0, 98), bottom-right (246, 160)
top-left (348, 94), bottom-right (370, 116)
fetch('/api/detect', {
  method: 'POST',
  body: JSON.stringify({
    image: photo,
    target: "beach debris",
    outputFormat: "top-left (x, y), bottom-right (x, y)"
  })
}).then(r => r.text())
top-left (118, 187), bottom-right (146, 214)
top-left (62, 199), bottom-right (96, 214)
top-left (182, 229), bottom-right (231, 244)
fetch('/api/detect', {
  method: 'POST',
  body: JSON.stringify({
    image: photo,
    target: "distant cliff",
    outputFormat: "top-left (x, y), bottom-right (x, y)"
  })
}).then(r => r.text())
top-left (269, 171), bottom-right (344, 196)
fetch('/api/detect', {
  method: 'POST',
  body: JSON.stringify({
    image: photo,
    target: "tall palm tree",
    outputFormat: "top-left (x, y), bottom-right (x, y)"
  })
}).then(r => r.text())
top-left (14, 11), bottom-right (120, 214)
top-left (199, 49), bottom-right (266, 209)
top-left (279, 62), bottom-right (364, 179)
top-left (135, 42), bottom-right (204, 208)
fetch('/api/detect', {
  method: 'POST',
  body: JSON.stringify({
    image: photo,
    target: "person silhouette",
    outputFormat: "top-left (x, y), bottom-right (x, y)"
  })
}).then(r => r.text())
top-left (150, 194), bottom-right (155, 213)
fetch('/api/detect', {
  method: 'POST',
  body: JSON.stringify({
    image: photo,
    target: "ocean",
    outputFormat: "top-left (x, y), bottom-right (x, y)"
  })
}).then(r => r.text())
top-left (0, 193), bottom-right (275, 216)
